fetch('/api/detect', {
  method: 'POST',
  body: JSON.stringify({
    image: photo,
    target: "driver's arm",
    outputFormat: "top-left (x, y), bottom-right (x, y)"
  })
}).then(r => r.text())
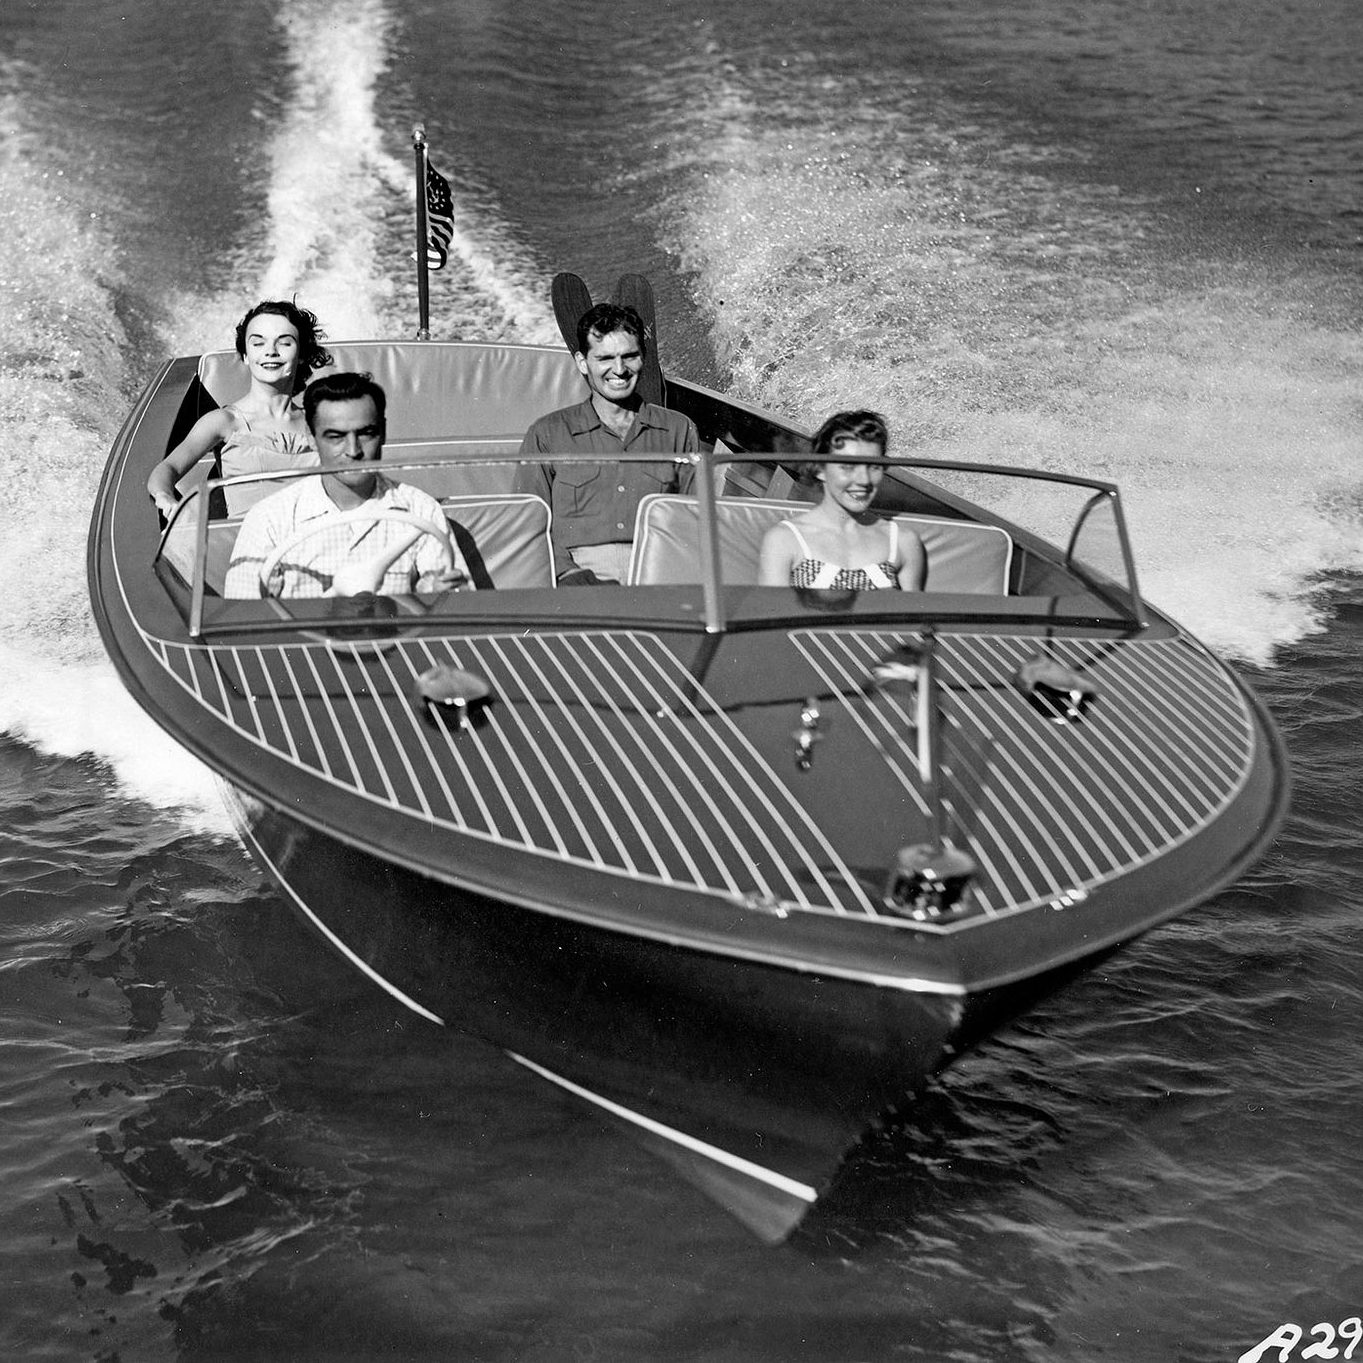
top-left (410, 501), bottom-right (474, 593)
top-left (224, 508), bottom-right (275, 598)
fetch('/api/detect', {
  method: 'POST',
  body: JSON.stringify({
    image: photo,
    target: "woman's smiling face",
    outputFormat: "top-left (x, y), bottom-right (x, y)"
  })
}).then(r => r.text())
top-left (818, 441), bottom-right (885, 511)
top-left (242, 315), bottom-right (301, 382)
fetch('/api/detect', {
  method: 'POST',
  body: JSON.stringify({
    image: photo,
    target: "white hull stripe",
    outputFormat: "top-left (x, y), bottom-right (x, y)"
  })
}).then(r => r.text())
top-left (506, 1051), bottom-right (818, 1205)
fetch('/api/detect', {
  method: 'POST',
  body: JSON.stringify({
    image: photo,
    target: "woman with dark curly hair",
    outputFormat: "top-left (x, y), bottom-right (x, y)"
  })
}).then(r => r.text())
top-left (147, 300), bottom-right (333, 517)
top-left (758, 409), bottom-right (925, 591)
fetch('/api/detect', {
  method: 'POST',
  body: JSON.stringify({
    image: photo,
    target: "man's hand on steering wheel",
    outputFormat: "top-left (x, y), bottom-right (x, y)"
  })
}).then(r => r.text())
top-left (416, 565), bottom-right (470, 594)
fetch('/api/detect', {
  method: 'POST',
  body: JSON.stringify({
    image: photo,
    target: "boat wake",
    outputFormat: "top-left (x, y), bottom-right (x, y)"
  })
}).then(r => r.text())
top-left (650, 43), bottom-right (1363, 666)
top-left (0, 2), bottom-right (557, 827)
top-left (161, 0), bottom-right (558, 363)
top-left (0, 102), bottom-right (227, 830)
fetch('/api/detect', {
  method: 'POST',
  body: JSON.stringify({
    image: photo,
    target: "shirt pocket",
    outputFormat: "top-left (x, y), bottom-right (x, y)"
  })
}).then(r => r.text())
top-left (555, 462), bottom-right (604, 515)
top-left (633, 462), bottom-right (676, 492)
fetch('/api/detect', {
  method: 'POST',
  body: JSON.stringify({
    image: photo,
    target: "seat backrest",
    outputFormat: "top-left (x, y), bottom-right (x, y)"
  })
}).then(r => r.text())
top-left (382, 439), bottom-right (526, 498)
top-left (162, 490), bottom-right (553, 595)
top-left (627, 495), bottom-right (1013, 594)
top-left (197, 340), bottom-right (583, 442)
top-left (441, 492), bottom-right (553, 590)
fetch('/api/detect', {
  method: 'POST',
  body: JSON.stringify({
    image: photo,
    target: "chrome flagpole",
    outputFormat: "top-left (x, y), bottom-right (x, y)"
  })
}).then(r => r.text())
top-left (412, 124), bottom-right (431, 340)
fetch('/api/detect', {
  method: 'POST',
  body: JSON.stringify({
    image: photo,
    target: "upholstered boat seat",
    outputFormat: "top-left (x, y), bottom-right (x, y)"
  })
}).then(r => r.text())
top-left (627, 495), bottom-right (1013, 594)
top-left (164, 491), bottom-right (553, 595)
top-left (440, 492), bottom-right (553, 590)
top-left (195, 341), bottom-right (584, 498)
top-left (380, 438), bottom-right (527, 499)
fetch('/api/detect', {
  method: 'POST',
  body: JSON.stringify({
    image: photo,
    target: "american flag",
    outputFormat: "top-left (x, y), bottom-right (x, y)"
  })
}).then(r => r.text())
top-left (425, 163), bottom-right (454, 270)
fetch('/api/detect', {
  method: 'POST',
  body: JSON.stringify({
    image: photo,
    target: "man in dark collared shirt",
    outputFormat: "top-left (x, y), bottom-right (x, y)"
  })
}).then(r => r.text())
top-left (515, 301), bottom-right (697, 584)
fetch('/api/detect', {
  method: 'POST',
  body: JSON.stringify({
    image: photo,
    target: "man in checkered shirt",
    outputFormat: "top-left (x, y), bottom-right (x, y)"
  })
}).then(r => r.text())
top-left (225, 371), bottom-right (473, 599)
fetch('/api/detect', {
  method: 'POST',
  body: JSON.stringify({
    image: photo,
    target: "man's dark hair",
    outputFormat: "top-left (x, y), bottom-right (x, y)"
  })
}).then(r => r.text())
top-left (575, 302), bottom-right (646, 357)
top-left (812, 409), bottom-right (889, 456)
top-left (303, 370), bottom-right (387, 433)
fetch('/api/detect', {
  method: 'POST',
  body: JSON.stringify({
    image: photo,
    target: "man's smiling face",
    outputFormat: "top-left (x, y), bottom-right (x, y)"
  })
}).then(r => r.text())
top-left (576, 328), bottom-right (643, 408)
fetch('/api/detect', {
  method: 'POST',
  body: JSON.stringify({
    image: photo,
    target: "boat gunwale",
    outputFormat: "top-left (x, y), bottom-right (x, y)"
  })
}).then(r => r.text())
top-left (88, 343), bottom-right (1294, 1000)
top-left (136, 613), bottom-right (1289, 995)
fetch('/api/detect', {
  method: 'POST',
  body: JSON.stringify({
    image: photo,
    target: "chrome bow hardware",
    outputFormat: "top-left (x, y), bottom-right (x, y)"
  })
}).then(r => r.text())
top-left (872, 641), bottom-right (925, 691)
top-left (1012, 654), bottom-right (1097, 725)
top-left (874, 629), bottom-right (977, 918)
top-left (414, 662), bottom-right (492, 731)
top-left (884, 841), bottom-right (977, 920)
top-left (793, 696), bottom-right (826, 771)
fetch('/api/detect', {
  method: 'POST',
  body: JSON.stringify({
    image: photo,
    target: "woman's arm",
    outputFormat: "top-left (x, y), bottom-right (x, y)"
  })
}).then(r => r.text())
top-left (146, 408), bottom-right (236, 515)
top-left (757, 523), bottom-right (797, 586)
top-left (896, 528), bottom-right (927, 591)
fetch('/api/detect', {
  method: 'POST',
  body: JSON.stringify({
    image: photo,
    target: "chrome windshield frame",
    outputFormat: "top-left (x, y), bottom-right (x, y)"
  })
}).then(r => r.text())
top-left (155, 448), bottom-right (1146, 638)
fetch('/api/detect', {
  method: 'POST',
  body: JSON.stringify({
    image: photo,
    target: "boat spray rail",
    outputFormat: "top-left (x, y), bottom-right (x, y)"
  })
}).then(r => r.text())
top-left (156, 448), bottom-right (1146, 639)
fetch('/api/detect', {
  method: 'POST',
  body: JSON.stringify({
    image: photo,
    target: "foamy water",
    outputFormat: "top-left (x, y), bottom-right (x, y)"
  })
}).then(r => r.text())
top-left (3, 1), bottom-right (1360, 1358)
top-left (0, 0), bottom-right (563, 825)
top-left (655, 54), bottom-right (1363, 663)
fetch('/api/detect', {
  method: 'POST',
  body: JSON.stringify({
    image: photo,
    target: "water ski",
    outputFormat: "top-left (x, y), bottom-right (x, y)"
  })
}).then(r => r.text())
top-left (613, 273), bottom-right (666, 407)
top-left (551, 272), bottom-right (593, 354)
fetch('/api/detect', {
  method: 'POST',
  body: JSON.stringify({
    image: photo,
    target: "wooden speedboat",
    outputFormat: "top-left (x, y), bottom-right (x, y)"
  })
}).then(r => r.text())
top-left (87, 331), bottom-right (1289, 1241)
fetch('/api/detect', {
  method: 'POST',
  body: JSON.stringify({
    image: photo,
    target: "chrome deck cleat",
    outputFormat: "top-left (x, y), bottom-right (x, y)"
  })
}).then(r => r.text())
top-left (413, 662), bottom-right (493, 731)
top-left (883, 842), bottom-right (977, 920)
top-left (1012, 654), bottom-right (1097, 724)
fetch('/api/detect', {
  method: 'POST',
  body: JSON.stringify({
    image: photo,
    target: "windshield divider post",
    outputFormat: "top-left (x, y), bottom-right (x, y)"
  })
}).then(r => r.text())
top-left (1109, 489), bottom-right (1146, 627)
top-left (694, 450), bottom-right (725, 633)
top-left (189, 488), bottom-right (211, 639)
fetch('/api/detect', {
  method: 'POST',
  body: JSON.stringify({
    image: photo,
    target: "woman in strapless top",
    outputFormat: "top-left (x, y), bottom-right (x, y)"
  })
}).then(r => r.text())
top-left (147, 299), bottom-right (332, 518)
top-left (757, 409), bottom-right (925, 591)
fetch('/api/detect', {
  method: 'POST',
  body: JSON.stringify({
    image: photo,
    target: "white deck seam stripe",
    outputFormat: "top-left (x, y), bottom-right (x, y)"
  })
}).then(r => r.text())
top-left (626, 637), bottom-right (875, 914)
top-left (474, 636), bottom-right (604, 861)
top-left (950, 635), bottom-right (1149, 861)
top-left (277, 646), bottom-right (330, 775)
top-left (563, 635), bottom-right (712, 884)
top-left (807, 630), bottom-right (1051, 905)
top-left (379, 641), bottom-right (478, 831)
top-left (300, 647), bottom-right (363, 790)
top-left (588, 635), bottom-right (740, 891)
top-left (527, 634), bottom-right (672, 877)
top-left (350, 647), bottom-right (442, 822)
top-left (431, 640), bottom-right (559, 850)
top-left (319, 646), bottom-right (406, 809)
top-left (509, 636), bottom-right (646, 873)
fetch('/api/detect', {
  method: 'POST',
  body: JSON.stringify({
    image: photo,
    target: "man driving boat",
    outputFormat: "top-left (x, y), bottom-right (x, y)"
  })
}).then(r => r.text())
top-left (223, 371), bottom-right (472, 599)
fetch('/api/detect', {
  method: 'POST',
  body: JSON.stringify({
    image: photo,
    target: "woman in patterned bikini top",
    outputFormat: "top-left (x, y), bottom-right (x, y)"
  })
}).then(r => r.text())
top-left (757, 409), bottom-right (925, 591)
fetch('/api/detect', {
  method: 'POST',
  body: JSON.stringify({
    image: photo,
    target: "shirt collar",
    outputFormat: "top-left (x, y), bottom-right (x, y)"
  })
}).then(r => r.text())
top-left (564, 397), bottom-right (664, 437)
top-left (294, 469), bottom-right (395, 519)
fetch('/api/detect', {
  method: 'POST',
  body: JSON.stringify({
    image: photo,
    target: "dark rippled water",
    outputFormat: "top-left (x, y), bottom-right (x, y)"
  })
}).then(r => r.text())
top-left (2, 0), bottom-right (1362, 1357)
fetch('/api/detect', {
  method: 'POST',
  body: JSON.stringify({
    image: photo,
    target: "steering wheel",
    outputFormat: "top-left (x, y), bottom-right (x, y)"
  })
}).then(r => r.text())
top-left (258, 506), bottom-right (456, 597)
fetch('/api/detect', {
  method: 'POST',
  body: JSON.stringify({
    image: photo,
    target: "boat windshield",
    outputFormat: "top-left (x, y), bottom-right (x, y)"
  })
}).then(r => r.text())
top-left (153, 450), bottom-right (1144, 639)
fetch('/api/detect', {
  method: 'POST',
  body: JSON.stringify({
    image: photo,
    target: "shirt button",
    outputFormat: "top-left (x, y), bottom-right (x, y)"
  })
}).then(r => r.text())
top-left (616, 485), bottom-right (625, 492)
top-left (616, 522), bottom-right (625, 530)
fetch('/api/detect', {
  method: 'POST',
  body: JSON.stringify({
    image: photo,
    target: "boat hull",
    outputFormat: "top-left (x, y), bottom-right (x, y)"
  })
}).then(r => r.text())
top-left (229, 789), bottom-right (1135, 1239)
top-left (88, 339), bottom-right (1291, 1240)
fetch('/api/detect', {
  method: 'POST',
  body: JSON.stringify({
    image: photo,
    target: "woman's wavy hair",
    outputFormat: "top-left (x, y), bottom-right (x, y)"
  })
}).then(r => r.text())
top-left (811, 409), bottom-right (889, 456)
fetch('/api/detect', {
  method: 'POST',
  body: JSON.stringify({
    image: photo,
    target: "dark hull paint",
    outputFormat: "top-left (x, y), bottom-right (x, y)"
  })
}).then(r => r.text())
top-left (228, 790), bottom-right (1127, 1239)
